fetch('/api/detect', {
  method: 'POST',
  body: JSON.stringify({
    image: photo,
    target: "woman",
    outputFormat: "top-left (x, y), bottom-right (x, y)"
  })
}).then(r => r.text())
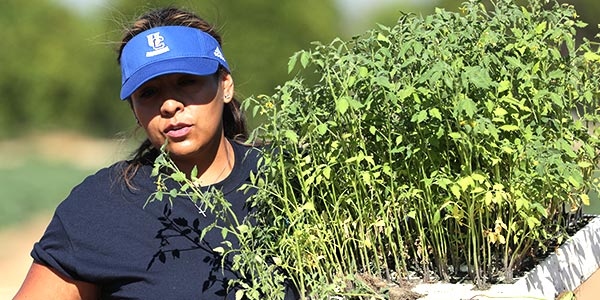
top-left (14, 7), bottom-right (286, 300)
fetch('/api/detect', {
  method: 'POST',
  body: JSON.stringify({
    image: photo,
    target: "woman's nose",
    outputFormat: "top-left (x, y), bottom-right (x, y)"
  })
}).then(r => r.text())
top-left (160, 98), bottom-right (184, 117)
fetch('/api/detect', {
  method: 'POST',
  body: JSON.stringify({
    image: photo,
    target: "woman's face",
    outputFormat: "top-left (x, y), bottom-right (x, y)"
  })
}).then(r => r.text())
top-left (131, 72), bottom-right (234, 163)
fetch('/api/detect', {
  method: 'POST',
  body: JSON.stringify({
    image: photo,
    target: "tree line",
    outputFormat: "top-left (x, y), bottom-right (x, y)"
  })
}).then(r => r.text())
top-left (0, 0), bottom-right (340, 138)
top-left (1, 0), bottom-right (597, 138)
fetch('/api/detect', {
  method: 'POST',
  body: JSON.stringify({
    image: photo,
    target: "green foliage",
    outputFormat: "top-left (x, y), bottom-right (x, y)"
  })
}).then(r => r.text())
top-left (0, 0), bottom-right (132, 138)
top-left (0, 0), bottom-right (340, 138)
top-left (437, 0), bottom-right (599, 40)
top-left (235, 0), bottom-right (600, 297)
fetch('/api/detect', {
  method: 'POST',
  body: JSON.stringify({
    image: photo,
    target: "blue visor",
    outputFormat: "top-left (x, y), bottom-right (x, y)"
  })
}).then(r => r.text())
top-left (119, 26), bottom-right (229, 100)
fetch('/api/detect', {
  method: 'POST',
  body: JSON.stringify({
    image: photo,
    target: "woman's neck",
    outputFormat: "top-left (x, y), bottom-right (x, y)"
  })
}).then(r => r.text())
top-left (172, 137), bottom-right (234, 186)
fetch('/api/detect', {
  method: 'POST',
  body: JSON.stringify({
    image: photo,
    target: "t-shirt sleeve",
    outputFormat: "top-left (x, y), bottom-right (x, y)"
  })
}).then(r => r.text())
top-left (29, 165), bottom-right (120, 282)
top-left (31, 210), bottom-right (82, 281)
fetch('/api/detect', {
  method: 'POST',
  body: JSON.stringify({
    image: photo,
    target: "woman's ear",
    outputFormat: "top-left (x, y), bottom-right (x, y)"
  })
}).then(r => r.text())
top-left (222, 72), bottom-right (234, 104)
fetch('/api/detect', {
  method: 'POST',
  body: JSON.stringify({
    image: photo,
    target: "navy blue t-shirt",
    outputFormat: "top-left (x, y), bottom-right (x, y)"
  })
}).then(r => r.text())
top-left (31, 141), bottom-right (293, 299)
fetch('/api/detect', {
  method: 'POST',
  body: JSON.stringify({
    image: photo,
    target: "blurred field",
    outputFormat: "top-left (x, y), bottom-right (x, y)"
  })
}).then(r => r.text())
top-left (0, 160), bottom-right (94, 228)
top-left (0, 131), bottom-right (133, 298)
top-left (0, 132), bottom-right (135, 228)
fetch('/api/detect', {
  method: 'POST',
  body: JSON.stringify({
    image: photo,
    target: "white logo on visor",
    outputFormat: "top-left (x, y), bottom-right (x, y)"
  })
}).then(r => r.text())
top-left (145, 32), bottom-right (170, 57)
top-left (213, 47), bottom-right (225, 61)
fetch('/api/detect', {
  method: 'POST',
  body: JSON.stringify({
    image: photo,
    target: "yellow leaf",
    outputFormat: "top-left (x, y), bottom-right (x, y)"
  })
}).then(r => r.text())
top-left (498, 234), bottom-right (506, 244)
top-left (451, 185), bottom-right (462, 199)
top-left (374, 219), bottom-right (386, 227)
top-left (488, 232), bottom-right (497, 244)
top-left (535, 21), bottom-right (547, 34)
top-left (473, 187), bottom-right (485, 194)
top-left (485, 191), bottom-right (493, 206)
top-left (497, 81), bottom-right (511, 94)
top-left (499, 125), bottom-right (520, 131)
top-left (578, 161), bottom-right (592, 168)
top-left (323, 166), bottom-right (331, 180)
top-left (502, 146), bottom-right (515, 154)
top-left (255, 255), bottom-right (264, 263)
top-left (235, 290), bottom-right (245, 300)
top-left (377, 33), bottom-right (390, 43)
top-left (458, 176), bottom-right (474, 191)
top-left (236, 224), bottom-right (249, 234)
top-left (471, 173), bottom-right (486, 182)
top-left (584, 51), bottom-right (600, 62)
top-left (581, 194), bottom-right (590, 206)
top-left (301, 202), bottom-right (315, 211)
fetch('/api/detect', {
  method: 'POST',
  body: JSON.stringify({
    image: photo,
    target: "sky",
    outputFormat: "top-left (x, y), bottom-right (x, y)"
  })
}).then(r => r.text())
top-left (336, 0), bottom-right (432, 19)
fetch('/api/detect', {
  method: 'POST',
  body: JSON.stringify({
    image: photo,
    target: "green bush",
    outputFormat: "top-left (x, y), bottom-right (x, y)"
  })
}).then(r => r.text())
top-left (240, 0), bottom-right (600, 297)
top-left (151, 0), bottom-right (600, 298)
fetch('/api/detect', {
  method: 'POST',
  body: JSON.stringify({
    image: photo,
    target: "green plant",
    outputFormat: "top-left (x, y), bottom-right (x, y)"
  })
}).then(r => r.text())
top-left (146, 143), bottom-right (293, 299)
top-left (239, 0), bottom-right (600, 297)
top-left (149, 0), bottom-right (600, 298)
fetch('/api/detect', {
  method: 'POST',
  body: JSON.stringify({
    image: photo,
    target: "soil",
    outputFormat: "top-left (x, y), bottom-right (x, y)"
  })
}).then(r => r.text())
top-left (0, 214), bottom-right (52, 299)
top-left (356, 273), bottom-right (423, 300)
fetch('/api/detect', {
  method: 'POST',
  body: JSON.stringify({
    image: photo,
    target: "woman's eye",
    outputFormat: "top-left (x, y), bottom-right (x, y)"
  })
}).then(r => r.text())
top-left (179, 78), bottom-right (196, 86)
top-left (138, 87), bottom-right (157, 99)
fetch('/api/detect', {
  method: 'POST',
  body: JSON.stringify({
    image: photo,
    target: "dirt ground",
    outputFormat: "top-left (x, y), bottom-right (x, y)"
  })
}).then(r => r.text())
top-left (0, 214), bottom-right (52, 298)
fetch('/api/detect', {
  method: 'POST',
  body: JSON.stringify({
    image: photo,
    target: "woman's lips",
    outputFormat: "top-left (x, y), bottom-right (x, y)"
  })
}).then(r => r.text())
top-left (165, 124), bottom-right (192, 138)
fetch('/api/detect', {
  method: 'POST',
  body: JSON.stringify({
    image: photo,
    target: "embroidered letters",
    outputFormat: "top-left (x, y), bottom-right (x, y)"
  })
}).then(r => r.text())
top-left (145, 32), bottom-right (170, 57)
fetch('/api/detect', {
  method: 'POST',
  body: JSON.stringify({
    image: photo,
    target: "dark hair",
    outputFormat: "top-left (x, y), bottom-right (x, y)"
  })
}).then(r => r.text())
top-left (117, 7), bottom-right (248, 188)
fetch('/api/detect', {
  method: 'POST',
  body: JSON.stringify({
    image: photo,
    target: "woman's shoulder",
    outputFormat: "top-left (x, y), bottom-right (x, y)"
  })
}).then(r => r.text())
top-left (70, 160), bottom-right (132, 190)
top-left (56, 160), bottom-right (152, 211)
top-left (230, 139), bottom-right (263, 168)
